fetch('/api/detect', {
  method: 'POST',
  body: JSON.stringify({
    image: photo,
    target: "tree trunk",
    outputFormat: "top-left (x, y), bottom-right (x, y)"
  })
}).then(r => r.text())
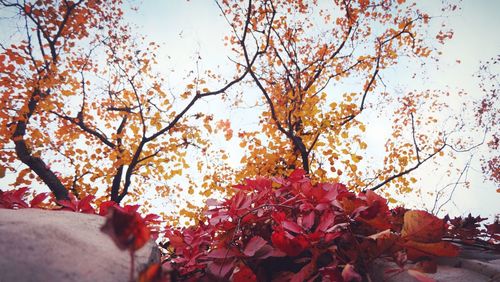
top-left (12, 89), bottom-right (69, 201)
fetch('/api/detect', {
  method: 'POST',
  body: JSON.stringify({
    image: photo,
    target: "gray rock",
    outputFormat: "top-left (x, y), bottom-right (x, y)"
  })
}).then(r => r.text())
top-left (0, 208), bottom-right (159, 282)
top-left (370, 247), bottom-right (500, 282)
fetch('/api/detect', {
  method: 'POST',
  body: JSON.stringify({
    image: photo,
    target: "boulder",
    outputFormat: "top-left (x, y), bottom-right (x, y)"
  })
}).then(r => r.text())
top-left (370, 245), bottom-right (500, 281)
top-left (0, 208), bottom-right (159, 282)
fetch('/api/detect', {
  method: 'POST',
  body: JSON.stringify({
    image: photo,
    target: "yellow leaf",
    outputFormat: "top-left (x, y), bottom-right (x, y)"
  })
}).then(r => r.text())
top-left (360, 142), bottom-right (367, 149)
top-left (352, 155), bottom-right (362, 163)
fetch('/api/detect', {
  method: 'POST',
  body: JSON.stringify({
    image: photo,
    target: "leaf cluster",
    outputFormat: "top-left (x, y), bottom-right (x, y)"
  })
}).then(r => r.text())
top-left (156, 170), bottom-right (491, 281)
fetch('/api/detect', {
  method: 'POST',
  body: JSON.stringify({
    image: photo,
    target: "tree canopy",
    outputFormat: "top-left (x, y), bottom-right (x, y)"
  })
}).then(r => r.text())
top-left (0, 0), bottom-right (498, 220)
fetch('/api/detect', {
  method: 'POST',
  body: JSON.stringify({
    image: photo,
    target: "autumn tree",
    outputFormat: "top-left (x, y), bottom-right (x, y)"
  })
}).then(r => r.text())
top-left (0, 0), bottom-right (119, 201)
top-left (202, 0), bottom-right (493, 203)
top-left (0, 0), bottom-right (262, 207)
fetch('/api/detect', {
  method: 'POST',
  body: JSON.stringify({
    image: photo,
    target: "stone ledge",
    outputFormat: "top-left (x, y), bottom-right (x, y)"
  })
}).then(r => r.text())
top-left (0, 208), bottom-right (159, 282)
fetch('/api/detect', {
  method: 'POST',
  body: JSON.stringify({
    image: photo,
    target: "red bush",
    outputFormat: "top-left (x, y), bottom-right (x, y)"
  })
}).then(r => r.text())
top-left (162, 170), bottom-right (461, 281)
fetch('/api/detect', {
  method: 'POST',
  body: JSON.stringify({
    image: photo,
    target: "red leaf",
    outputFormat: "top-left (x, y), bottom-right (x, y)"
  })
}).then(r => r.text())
top-left (207, 247), bottom-right (238, 259)
top-left (57, 198), bottom-right (77, 211)
top-left (358, 201), bottom-right (381, 220)
top-left (283, 220), bottom-right (303, 234)
top-left (272, 211), bottom-right (286, 223)
top-left (244, 177), bottom-right (273, 192)
top-left (324, 231), bottom-right (342, 242)
top-left (291, 261), bottom-right (315, 282)
top-left (369, 229), bottom-right (392, 240)
top-left (289, 169), bottom-right (307, 182)
top-left (271, 230), bottom-right (309, 256)
top-left (485, 221), bottom-right (500, 236)
top-left (138, 263), bottom-right (173, 282)
top-left (364, 190), bottom-right (388, 207)
top-left (78, 195), bottom-right (96, 214)
top-left (143, 213), bottom-right (161, 224)
top-left (232, 265), bottom-right (256, 282)
top-left (243, 236), bottom-right (268, 257)
top-left (0, 187), bottom-right (29, 209)
top-left (229, 191), bottom-right (252, 214)
top-left (143, 213), bottom-right (161, 240)
top-left (206, 259), bottom-right (235, 279)
top-left (138, 263), bottom-right (161, 282)
top-left (316, 183), bottom-right (342, 202)
top-left (316, 211), bottom-right (335, 232)
top-left (101, 206), bottom-right (151, 251)
top-left (13, 187), bottom-right (29, 203)
top-left (319, 266), bottom-right (343, 281)
top-left (57, 193), bottom-right (95, 214)
top-left (206, 198), bottom-right (222, 206)
top-left (368, 229), bottom-right (398, 254)
top-left (253, 244), bottom-right (274, 259)
top-left (29, 192), bottom-right (48, 208)
top-left (342, 263), bottom-right (362, 282)
top-left (402, 210), bottom-right (445, 243)
top-left (404, 241), bottom-right (459, 259)
top-left (298, 211), bottom-right (315, 230)
top-left (98, 201), bottom-right (117, 216)
top-left (123, 204), bottom-right (140, 213)
top-left (23, 4), bottom-right (31, 13)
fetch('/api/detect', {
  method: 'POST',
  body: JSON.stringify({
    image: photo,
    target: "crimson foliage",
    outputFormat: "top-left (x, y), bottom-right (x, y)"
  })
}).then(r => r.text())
top-left (0, 187), bottom-right (48, 209)
top-left (160, 170), bottom-right (495, 281)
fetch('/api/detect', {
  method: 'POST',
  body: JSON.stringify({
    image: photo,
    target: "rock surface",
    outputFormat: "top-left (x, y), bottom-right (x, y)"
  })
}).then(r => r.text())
top-left (371, 245), bottom-right (500, 282)
top-left (0, 208), bottom-right (159, 282)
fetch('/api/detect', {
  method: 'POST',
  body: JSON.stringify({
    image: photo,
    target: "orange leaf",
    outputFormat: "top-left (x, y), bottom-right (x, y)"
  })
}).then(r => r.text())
top-left (401, 210), bottom-right (445, 243)
top-left (404, 241), bottom-right (459, 259)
